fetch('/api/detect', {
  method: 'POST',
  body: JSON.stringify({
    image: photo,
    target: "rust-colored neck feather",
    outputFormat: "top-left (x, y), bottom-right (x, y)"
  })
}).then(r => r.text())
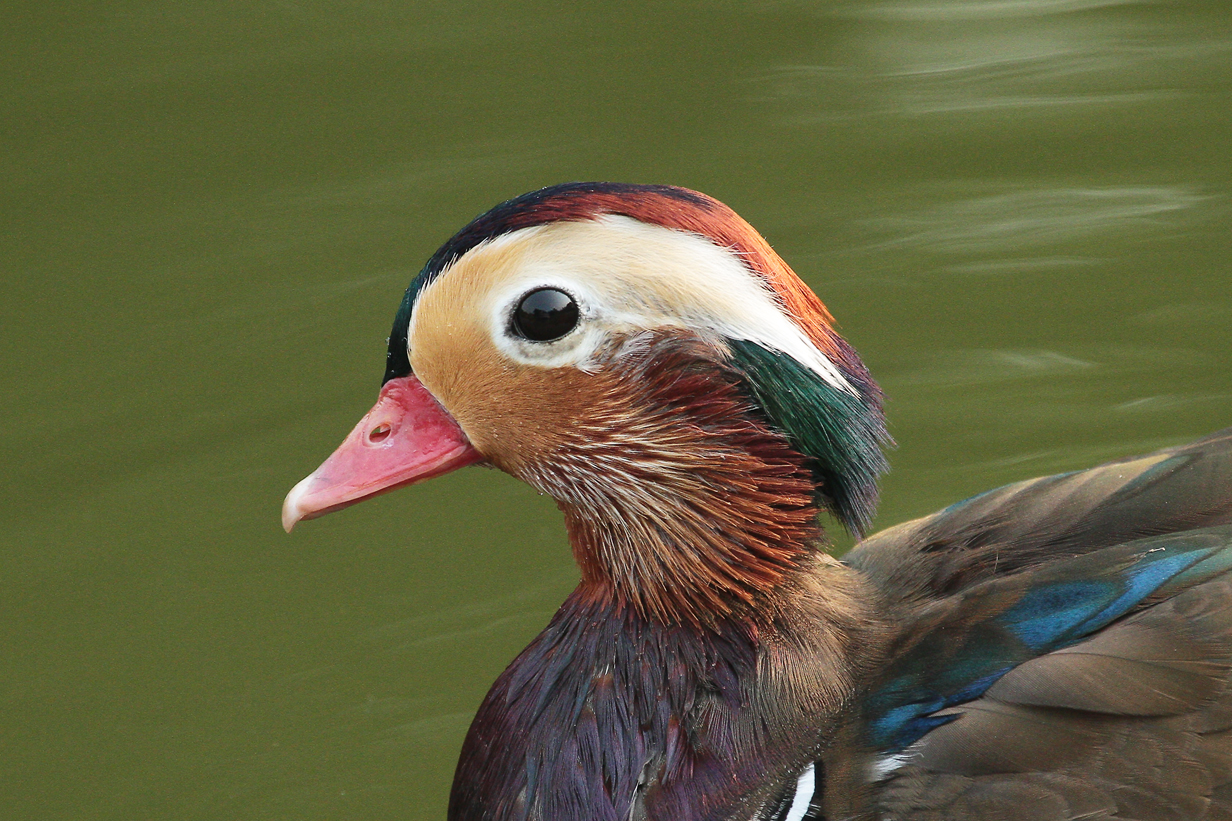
top-left (520, 338), bottom-right (824, 627)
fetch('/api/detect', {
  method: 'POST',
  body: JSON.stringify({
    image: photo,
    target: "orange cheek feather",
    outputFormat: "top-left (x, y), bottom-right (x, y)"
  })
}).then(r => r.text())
top-left (406, 283), bottom-right (602, 482)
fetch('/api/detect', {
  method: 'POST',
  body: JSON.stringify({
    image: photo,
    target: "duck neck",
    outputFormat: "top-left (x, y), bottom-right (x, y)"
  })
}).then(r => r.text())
top-left (528, 345), bottom-right (833, 627)
top-left (561, 453), bottom-right (823, 626)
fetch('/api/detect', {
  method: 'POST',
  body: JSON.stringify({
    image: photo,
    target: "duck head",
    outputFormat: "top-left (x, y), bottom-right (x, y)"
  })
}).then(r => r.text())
top-left (283, 183), bottom-right (888, 625)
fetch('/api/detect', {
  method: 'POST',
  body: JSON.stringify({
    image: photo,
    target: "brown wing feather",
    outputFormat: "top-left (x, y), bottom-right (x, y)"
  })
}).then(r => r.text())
top-left (984, 578), bottom-right (1232, 714)
top-left (876, 772), bottom-right (1118, 820)
top-left (871, 578), bottom-right (1232, 820)
top-left (848, 429), bottom-right (1232, 604)
top-left (844, 430), bottom-right (1232, 819)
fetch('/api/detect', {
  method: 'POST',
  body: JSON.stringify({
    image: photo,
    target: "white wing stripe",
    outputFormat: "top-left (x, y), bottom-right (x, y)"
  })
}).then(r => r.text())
top-left (784, 762), bottom-right (816, 821)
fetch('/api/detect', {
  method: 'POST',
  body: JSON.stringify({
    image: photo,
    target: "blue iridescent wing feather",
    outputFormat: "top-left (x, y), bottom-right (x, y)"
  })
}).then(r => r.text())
top-left (864, 527), bottom-right (1232, 751)
top-left (843, 429), bottom-right (1232, 818)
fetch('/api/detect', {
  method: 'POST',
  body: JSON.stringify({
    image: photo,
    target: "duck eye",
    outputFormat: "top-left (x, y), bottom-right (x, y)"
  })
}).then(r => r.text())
top-left (512, 288), bottom-right (579, 342)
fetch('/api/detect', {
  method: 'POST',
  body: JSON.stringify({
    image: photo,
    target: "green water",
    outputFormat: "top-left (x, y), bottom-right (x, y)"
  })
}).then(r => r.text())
top-left (3, 1), bottom-right (1230, 818)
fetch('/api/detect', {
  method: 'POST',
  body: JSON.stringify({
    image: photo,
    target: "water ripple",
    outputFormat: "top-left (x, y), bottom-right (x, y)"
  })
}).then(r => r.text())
top-left (867, 186), bottom-right (1207, 254)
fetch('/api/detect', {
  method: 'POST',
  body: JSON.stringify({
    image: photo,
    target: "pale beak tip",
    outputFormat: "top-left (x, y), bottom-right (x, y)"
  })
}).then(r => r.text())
top-left (281, 474), bottom-right (314, 534)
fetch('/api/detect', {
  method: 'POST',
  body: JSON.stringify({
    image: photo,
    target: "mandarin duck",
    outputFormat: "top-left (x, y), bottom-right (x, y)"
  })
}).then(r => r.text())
top-left (282, 183), bottom-right (1232, 821)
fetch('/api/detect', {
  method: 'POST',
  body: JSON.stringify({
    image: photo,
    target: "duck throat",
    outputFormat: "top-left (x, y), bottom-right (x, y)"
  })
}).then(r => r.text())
top-left (526, 342), bottom-right (826, 626)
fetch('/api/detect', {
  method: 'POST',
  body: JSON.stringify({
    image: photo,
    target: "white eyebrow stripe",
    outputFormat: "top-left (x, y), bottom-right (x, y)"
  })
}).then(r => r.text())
top-left (437, 216), bottom-right (855, 395)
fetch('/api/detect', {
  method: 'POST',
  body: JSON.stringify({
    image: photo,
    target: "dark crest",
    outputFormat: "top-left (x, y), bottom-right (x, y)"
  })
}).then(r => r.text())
top-left (384, 183), bottom-right (712, 384)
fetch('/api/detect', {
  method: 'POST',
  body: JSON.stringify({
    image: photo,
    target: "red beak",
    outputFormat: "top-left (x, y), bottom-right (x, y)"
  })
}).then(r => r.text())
top-left (281, 375), bottom-right (482, 532)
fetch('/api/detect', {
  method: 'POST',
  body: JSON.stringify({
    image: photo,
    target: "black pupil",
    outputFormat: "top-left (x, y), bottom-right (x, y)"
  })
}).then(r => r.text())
top-left (513, 288), bottom-right (579, 342)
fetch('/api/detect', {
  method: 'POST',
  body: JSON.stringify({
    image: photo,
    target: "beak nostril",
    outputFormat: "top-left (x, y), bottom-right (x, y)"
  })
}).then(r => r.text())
top-left (368, 423), bottom-right (392, 443)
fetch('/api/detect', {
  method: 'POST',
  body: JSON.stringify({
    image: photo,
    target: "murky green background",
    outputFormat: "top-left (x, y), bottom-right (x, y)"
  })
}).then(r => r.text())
top-left (4, 1), bottom-right (1230, 818)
